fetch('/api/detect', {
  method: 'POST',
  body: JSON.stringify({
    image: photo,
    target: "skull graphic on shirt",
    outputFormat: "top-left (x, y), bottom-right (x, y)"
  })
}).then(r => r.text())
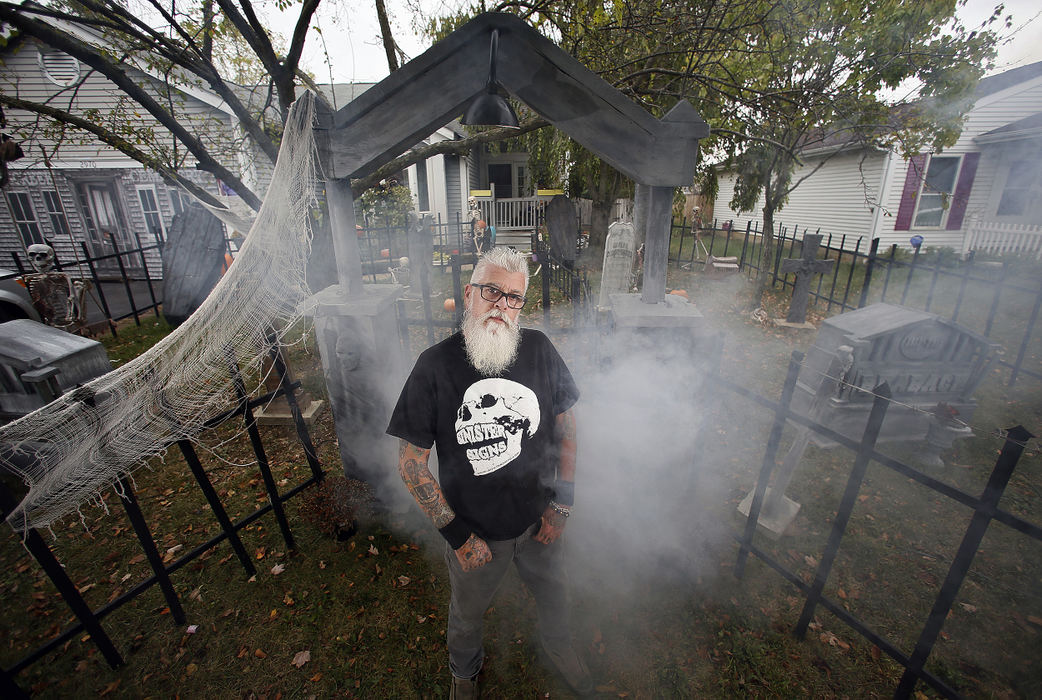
top-left (455, 378), bottom-right (540, 475)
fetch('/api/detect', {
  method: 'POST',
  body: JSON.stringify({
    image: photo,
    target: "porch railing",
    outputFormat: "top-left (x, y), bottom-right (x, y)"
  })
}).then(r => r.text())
top-left (962, 218), bottom-right (1042, 259)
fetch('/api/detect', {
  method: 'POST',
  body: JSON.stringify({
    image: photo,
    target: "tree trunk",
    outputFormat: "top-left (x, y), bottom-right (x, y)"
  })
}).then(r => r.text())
top-left (586, 160), bottom-right (621, 253)
top-left (374, 0), bottom-right (399, 73)
top-left (755, 199), bottom-right (777, 306)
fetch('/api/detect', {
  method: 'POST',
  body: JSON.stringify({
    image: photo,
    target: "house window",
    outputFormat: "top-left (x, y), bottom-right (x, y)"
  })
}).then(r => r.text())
top-left (137, 187), bottom-right (165, 240)
top-left (6, 192), bottom-right (43, 247)
top-left (43, 191), bottom-right (72, 239)
top-left (168, 188), bottom-right (186, 217)
top-left (38, 47), bottom-right (80, 87)
top-left (912, 155), bottom-right (961, 228)
top-left (996, 159), bottom-right (1041, 217)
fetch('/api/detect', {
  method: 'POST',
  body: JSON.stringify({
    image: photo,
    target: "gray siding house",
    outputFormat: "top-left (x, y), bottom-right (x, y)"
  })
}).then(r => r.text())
top-left (713, 62), bottom-right (1042, 257)
top-left (0, 32), bottom-right (245, 278)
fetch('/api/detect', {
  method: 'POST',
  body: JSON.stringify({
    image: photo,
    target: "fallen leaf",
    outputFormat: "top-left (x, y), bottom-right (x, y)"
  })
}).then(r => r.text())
top-left (959, 603), bottom-right (977, 613)
top-left (254, 648), bottom-right (268, 659)
top-left (310, 673), bottom-right (323, 682)
top-left (1028, 615), bottom-right (1042, 627)
top-left (397, 576), bottom-right (411, 587)
top-left (368, 544), bottom-right (379, 556)
top-left (271, 563), bottom-right (285, 575)
top-left (186, 663), bottom-right (197, 675)
top-left (319, 561), bottom-right (326, 569)
top-left (185, 625), bottom-right (198, 634)
top-left (292, 650), bottom-right (311, 668)
top-left (99, 679), bottom-right (121, 696)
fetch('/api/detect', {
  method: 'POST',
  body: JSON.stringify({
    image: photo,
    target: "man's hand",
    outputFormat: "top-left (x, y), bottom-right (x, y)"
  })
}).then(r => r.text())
top-left (455, 533), bottom-right (492, 571)
top-left (534, 505), bottom-right (567, 544)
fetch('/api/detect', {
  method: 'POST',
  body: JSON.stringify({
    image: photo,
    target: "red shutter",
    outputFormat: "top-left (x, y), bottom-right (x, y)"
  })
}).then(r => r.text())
top-left (894, 154), bottom-right (928, 231)
top-left (946, 152), bottom-right (980, 231)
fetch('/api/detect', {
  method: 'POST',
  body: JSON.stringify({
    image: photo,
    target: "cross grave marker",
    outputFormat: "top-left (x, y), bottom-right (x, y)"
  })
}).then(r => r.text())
top-left (778, 234), bottom-right (834, 326)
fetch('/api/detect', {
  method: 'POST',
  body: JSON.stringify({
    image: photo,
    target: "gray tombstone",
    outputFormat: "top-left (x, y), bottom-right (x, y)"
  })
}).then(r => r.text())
top-left (0, 319), bottom-right (110, 419)
top-left (162, 204), bottom-right (227, 327)
top-left (740, 303), bottom-right (997, 536)
top-left (792, 304), bottom-right (995, 447)
top-left (597, 221), bottom-right (636, 310)
top-left (545, 195), bottom-right (577, 265)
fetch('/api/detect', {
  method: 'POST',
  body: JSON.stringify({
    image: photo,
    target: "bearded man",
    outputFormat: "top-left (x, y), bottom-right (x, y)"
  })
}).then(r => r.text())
top-left (387, 247), bottom-right (591, 698)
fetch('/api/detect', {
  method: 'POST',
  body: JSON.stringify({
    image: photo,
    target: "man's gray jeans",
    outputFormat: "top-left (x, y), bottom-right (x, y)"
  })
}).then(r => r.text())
top-left (444, 521), bottom-right (571, 679)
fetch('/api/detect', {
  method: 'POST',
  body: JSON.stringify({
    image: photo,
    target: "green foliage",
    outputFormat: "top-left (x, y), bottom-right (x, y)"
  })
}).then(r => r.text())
top-left (357, 181), bottom-right (415, 227)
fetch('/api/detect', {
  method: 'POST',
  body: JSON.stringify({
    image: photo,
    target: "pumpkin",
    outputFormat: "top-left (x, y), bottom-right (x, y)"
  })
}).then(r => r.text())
top-left (669, 289), bottom-right (689, 299)
top-left (443, 298), bottom-right (456, 312)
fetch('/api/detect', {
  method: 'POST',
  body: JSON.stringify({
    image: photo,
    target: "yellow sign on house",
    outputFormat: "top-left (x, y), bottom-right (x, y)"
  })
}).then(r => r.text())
top-left (469, 189), bottom-right (493, 197)
top-left (537, 189), bottom-right (565, 196)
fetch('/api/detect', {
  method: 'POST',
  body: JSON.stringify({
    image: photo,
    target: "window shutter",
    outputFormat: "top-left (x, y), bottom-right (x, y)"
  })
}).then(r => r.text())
top-left (894, 154), bottom-right (928, 231)
top-left (946, 152), bottom-right (980, 231)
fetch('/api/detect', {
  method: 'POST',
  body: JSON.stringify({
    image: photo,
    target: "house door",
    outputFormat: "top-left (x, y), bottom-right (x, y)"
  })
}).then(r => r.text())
top-left (79, 183), bottom-right (142, 276)
top-left (488, 164), bottom-right (513, 199)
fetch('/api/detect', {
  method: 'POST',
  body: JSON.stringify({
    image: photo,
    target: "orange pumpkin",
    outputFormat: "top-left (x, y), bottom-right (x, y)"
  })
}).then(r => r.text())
top-left (380, 248), bottom-right (390, 258)
top-left (669, 289), bottom-right (689, 299)
top-left (444, 298), bottom-right (456, 312)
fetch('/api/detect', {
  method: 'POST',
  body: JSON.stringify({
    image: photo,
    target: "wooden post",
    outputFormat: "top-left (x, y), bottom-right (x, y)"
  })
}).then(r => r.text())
top-left (640, 185), bottom-right (673, 304)
top-left (325, 178), bottom-right (365, 297)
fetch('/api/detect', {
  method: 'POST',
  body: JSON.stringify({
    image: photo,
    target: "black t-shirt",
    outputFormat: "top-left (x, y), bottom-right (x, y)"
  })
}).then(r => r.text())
top-left (386, 329), bottom-right (579, 541)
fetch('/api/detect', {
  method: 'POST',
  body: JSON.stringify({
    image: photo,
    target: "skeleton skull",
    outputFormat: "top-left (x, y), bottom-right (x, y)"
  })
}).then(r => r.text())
top-left (26, 243), bottom-right (55, 272)
top-left (455, 378), bottom-right (540, 476)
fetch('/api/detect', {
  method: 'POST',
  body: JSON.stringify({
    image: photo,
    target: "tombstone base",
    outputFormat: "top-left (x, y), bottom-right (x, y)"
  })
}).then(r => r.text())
top-left (304, 284), bottom-right (408, 508)
top-left (254, 396), bottom-right (324, 426)
top-left (737, 488), bottom-right (801, 539)
top-left (773, 319), bottom-right (817, 330)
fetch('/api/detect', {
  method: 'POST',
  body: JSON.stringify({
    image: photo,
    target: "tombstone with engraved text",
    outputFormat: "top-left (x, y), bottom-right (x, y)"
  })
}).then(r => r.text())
top-left (792, 303), bottom-right (997, 453)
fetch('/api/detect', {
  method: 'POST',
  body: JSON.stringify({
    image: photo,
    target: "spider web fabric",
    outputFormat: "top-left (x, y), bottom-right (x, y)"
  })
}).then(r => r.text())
top-left (1, 93), bottom-right (319, 532)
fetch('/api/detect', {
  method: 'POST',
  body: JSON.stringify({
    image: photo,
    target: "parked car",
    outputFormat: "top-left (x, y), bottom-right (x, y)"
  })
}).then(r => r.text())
top-left (0, 269), bottom-right (40, 323)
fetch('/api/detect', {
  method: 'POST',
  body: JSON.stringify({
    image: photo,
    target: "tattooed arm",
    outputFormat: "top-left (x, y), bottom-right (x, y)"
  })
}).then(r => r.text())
top-left (534, 408), bottom-right (577, 545)
top-left (397, 440), bottom-right (492, 571)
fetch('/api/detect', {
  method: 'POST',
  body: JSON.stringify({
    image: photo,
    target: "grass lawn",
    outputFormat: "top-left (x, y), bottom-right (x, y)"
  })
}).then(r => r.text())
top-left (1, 262), bottom-right (1039, 698)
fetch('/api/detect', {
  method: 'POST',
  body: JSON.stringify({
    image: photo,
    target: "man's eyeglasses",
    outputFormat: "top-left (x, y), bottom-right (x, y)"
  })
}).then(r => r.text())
top-left (472, 283), bottom-right (527, 309)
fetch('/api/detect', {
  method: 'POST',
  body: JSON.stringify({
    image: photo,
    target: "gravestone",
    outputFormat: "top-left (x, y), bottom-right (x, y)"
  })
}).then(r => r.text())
top-left (793, 303), bottom-right (996, 449)
top-left (0, 319), bottom-right (111, 419)
top-left (777, 234), bottom-right (834, 327)
top-left (597, 221), bottom-right (636, 310)
top-left (740, 303), bottom-right (996, 536)
top-left (162, 204), bottom-right (227, 327)
top-left (545, 195), bottom-right (577, 265)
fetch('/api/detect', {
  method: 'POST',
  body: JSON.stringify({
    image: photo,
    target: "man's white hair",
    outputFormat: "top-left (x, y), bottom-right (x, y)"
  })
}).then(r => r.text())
top-left (471, 246), bottom-right (530, 292)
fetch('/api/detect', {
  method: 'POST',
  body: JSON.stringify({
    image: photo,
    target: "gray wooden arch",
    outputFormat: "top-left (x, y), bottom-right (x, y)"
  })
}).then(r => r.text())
top-left (315, 12), bottom-right (709, 302)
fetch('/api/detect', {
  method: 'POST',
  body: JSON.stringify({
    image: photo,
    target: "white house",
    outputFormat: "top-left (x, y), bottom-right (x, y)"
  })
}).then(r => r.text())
top-left (713, 62), bottom-right (1042, 257)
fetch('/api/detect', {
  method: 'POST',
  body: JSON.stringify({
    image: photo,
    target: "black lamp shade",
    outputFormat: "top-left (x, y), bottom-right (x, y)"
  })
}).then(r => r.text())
top-left (462, 91), bottom-right (519, 128)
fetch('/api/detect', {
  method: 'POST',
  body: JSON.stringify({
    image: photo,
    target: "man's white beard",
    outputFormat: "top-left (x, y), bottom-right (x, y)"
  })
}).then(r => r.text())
top-left (462, 307), bottom-right (521, 376)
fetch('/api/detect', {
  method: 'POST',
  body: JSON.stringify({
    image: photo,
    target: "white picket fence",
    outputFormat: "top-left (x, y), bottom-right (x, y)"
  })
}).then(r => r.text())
top-left (962, 220), bottom-right (1042, 259)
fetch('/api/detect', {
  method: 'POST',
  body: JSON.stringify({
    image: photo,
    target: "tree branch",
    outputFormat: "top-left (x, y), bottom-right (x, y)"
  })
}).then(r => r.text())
top-left (351, 117), bottom-right (549, 195)
top-left (1, 94), bottom-right (228, 211)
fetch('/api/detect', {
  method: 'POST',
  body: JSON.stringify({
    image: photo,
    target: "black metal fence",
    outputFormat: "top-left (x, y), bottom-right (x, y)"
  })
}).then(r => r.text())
top-left (721, 351), bottom-right (1037, 699)
top-left (668, 219), bottom-right (1042, 387)
top-left (0, 342), bottom-right (324, 698)
top-left (7, 239), bottom-right (165, 336)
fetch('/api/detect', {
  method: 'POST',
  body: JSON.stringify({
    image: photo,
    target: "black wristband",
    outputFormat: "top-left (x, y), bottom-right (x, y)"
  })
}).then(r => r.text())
top-left (554, 479), bottom-right (575, 506)
top-left (438, 517), bottom-right (472, 550)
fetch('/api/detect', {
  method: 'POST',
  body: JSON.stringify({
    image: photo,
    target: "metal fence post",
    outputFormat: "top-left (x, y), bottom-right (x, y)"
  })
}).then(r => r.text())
top-left (858, 238), bottom-right (880, 308)
top-left (736, 351), bottom-right (803, 578)
top-left (795, 382), bottom-right (891, 638)
top-left (1007, 279), bottom-right (1042, 387)
top-left (894, 425), bottom-right (1034, 698)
